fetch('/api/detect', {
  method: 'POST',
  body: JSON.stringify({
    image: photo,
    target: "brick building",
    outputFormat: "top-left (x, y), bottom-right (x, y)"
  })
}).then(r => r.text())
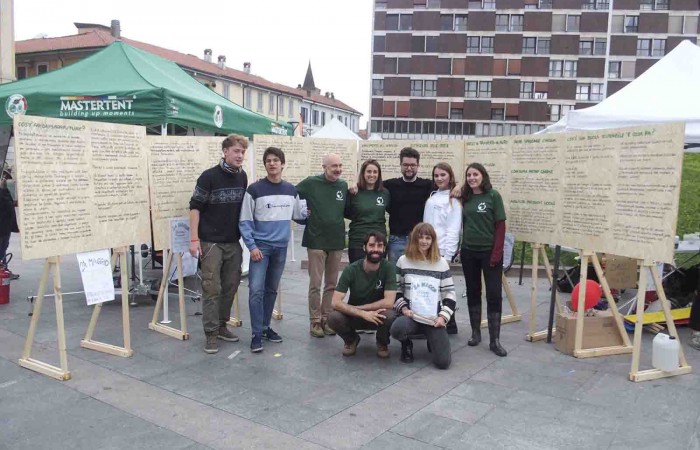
top-left (369, 0), bottom-right (700, 138)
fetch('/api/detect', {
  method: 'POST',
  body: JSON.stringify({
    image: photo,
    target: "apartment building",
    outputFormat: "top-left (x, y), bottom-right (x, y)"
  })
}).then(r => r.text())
top-left (370, 0), bottom-right (700, 138)
top-left (14, 21), bottom-right (361, 135)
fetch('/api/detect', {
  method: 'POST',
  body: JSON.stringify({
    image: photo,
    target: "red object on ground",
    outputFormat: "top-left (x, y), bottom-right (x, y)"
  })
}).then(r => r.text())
top-left (0, 267), bottom-right (10, 304)
top-left (571, 280), bottom-right (601, 311)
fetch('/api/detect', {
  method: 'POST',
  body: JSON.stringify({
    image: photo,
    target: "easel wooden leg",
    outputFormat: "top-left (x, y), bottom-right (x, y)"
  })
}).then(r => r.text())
top-left (80, 247), bottom-right (134, 357)
top-left (573, 252), bottom-right (590, 354)
top-left (228, 292), bottom-right (243, 327)
top-left (148, 251), bottom-right (190, 340)
top-left (525, 243), bottom-right (541, 340)
top-left (526, 247), bottom-right (561, 342)
top-left (590, 254), bottom-right (632, 347)
top-left (629, 260), bottom-right (692, 382)
top-left (18, 257), bottom-right (71, 381)
top-left (273, 280), bottom-right (283, 320)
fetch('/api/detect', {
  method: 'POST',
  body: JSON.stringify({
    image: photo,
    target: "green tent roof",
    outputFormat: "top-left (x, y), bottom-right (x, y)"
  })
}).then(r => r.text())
top-left (0, 41), bottom-right (291, 137)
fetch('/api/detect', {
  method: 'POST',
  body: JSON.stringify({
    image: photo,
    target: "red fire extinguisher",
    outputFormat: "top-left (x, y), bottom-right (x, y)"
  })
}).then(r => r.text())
top-left (0, 267), bottom-right (10, 305)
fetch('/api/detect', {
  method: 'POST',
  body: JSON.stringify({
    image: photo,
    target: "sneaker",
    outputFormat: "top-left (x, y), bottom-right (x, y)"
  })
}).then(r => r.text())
top-left (322, 322), bottom-right (336, 336)
top-left (218, 326), bottom-right (240, 342)
top-left (342, 335), bottom-right (360, 357)
top-left (310, 323), bottom-right (325, 338)
top-left (263, 327), bottom-right (283, 343)
top-left (204, 334), bottom-right (218, 354)
top-left (376, 343), bottom-right (390, 359)
top-left (250, 335), bottom-right (263, 353)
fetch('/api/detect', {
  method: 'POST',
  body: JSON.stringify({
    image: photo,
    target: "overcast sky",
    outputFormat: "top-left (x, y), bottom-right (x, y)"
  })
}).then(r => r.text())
top-left (14, 0), bottom-right (374, 127)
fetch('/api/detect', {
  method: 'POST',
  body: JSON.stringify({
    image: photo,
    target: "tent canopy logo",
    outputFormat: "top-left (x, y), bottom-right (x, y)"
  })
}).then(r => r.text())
top-left (59, 95), bottom-right (135, 118)
top-left (270, 124), bottom-right (288, 136)
top-left (213, 106), bottom-right (224, 128)
top-left (5, 94), bottom-right (27, 118)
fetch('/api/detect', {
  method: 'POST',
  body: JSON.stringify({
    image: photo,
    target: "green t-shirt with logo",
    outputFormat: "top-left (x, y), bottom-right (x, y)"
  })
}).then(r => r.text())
top-left (461, 189), bottom-right (506, 252)
top-left (336, 259), bottom-right (397, 307)
top-left (346, 189), bottom-right (390, 249)
top-left (296, 174), bottom-right (348, 250)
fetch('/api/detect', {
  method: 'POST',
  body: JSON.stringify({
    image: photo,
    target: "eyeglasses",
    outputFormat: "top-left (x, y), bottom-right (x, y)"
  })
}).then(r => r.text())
top-left (401, 163), bottom-right (418, 169)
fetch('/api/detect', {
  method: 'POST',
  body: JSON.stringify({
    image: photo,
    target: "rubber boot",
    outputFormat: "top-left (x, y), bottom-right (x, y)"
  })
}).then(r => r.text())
top-left (487, 312), bottom-right (507, 357)
top-left (467, 305), bottom-right (482, 347)
top-left (400, 339), bottom-right (414, 363)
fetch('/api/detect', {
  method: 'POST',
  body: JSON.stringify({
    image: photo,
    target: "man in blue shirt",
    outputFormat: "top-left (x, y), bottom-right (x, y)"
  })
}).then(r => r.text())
top-left (239, 147), bottom-right (306, 353)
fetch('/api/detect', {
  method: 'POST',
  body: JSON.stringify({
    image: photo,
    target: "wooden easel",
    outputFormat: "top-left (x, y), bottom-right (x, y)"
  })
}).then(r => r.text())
top-left (81, 247), bottom-right (134, 357)
top-left (18, 256), bottom-right (71, 381)
top-left (570, 250), bottom-right (632, 358)
top-left (228, 291), bottom-right (243, 327)
top-left (479, 273), bottom-right (521, 328)
top-left (149, 249), bottom-right (190, 340)
top-left (629, 259), bottom-right (692, 382)
top-left (526, 243), bottom-right (563, 341)
top-left (272, 280), bottom-right (283, 320)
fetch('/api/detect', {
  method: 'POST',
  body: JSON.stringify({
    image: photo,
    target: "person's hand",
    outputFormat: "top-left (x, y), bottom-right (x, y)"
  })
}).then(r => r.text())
top-left (489, 255), bottom-right (501, 267)
top-left (401, 307), bottom-right (413, 318)
top-left (250, 248), bottom-right (263, 262)
top-left (363, 309), bottom-right (386, 325)
top-left (349, 184), bottom-right (358, 195)
top-left (450, 185), bottom-right (461, 198)
top-left (434, 316), bottom-right (446, 328)
top-left (189, 240), bottom-right (201, 257)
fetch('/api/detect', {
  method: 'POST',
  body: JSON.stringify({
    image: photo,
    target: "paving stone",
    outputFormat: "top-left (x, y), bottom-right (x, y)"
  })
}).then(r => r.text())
top-left (361, 431), bottom-right (442, 450)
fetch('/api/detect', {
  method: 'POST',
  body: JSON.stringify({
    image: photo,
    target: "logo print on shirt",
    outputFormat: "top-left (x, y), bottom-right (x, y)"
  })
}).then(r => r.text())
top-left (376, 197), bottom-right (384, 206)
top-left (477, 202), bottom-right (487, 212)
top-left (376, 280), bottom-right (383, 289)
top-left (336, 190), bottom-right (344, 201)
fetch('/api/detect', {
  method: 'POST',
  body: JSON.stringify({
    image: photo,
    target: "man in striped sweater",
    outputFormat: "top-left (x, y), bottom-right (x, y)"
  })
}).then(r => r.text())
top-left (239, 147), bottom-right (307, 353)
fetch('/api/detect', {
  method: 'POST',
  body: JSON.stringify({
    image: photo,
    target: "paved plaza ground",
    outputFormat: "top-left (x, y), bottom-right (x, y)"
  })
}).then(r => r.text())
top-left (1, 233), bottom-right (699, 450)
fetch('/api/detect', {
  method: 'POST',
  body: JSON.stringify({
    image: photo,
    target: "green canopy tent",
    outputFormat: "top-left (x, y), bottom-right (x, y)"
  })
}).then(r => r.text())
top-left (0, 41), bottom-right (292, 137)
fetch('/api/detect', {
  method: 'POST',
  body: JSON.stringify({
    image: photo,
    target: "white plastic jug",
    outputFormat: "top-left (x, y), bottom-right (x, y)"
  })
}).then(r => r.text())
top-left (652, 333), bottom-right (680, 372)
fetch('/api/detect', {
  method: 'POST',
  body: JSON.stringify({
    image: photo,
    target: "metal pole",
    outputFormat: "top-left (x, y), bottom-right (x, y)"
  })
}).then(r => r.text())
top-left (518, 243), bottom-right (526, 285)
top-left (602, 0), bottom-right (614, 100)
top-left (546, 245), bottom-right (562, 343)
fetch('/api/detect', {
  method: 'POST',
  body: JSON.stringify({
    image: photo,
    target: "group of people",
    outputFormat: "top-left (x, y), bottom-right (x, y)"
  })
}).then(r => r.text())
top-left (188, 134), bottom-right (508, 368)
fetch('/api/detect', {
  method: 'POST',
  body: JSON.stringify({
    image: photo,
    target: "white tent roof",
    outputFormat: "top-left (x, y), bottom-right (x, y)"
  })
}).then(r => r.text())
top-left (540, 40), bottom-right (700, 144)
top-left (310, 118), bottom-right (361, 140)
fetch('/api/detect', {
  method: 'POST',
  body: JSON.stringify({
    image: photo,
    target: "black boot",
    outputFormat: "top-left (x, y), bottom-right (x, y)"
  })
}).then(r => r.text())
top-left (400, 339), bottom-right (414, 363)
top-left (446, 312), bottom-right (458, 335)
top-left (487, 312), bottom-right (507, 357)
top-left (467, 305), bottom-right (482, 347)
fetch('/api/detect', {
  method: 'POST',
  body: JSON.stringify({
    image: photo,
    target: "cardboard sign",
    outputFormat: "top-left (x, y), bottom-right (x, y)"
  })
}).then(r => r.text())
top-left (77, 249), bottom-right (115, 305)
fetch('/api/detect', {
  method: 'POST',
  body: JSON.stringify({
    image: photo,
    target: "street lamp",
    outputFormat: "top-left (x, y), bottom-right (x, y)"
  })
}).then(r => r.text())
top-left (287, 120), bottom-right (299, 136)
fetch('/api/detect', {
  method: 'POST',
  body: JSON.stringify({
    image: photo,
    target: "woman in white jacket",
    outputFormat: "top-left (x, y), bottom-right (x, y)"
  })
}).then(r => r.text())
top-left (423, 162), bottom-right (462, 334)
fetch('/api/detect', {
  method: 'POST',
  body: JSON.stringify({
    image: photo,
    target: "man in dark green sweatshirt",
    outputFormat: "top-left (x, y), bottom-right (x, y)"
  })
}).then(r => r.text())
top-left (296, 153), bottom-right (348, 338)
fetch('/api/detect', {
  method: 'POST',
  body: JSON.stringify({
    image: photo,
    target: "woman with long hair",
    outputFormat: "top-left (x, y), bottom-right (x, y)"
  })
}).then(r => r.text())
top-left (423, 162), bottom-right (462, 334)
top-left (460, 162), bottom-right (507, 357)
top-left (390, 222), bottom-right (455, 369)
top-left (345, 159), bottom-right (390, 263)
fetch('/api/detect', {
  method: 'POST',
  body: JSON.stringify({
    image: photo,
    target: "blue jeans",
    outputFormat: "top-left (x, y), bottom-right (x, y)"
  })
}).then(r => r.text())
top-left (388, 235), bottom-right (408, 264)
top-left (248, 243), bottom-right (288, 337)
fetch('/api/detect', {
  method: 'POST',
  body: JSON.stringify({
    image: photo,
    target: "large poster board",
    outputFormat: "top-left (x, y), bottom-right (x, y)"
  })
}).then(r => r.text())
top-left (147, 136), bottom-right (251, 250)
top-left (360, 140), bottom-right (464, 184)
top-left (14, 115), bottom-right (150, 260)
top-left (253, 135), bottom-right (358, 185)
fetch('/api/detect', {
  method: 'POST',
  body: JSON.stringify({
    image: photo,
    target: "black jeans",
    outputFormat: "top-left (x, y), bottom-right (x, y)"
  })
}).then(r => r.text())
top-left (348, 247), bottom-right (366, 264)
top-left (460, 248), bottom-right (503, 314)
top-left (390, 316), bottom-right (451, 369)
top-left (327, 309), bottom-right (397, 346)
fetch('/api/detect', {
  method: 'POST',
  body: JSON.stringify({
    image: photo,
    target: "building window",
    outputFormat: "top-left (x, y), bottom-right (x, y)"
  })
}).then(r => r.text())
top-left (537, 38), bottom-right (550, 55)
top-left (566, 15), bottom-right (580, 32)
top-left (465, 81), bottom-right (478, 98)
top-left (510, 15), bottom-right (524, 32)
top-left (479, 81), bottom-right (492, 98)
top-left (279, 98), bottom-right (285, 117)
top-left (538, 0), bottom-right (552, 7)
top-left (301, 107), bottom-right (308, 123)
top-left (376, 0), bottom-right (387, 9)
top-left (386, 14), bottom-right (399, 30)
top-left (520, 82), bottom-right (534, 99)
top-left (455, 14), bottom-right (468, 31)
top-left (624, 16), bottom-right (639, 33)
top-left (372, 79), bottom-right (384, 96)
top-left (583, 0), bottom-right (609, 9)
top-left (594, 38), bottom-right (607, 55)
top-left (576, 84), bottom-right (590, 101)
top-left (245, 89), bottom-right (252, 109)
top-left (441, 14), bottom-right (453, 31)
top-left (37, 63), bottom-right (48, 75)
top-left (549, 104), bottom-right (573, 121)
top-left (426, 36), bottom-right (439, 52)
top-left (424, 80), bottom-right (437, 96)
top-left (312, 110), bottom-right (319, 126)
top-left (637, 39), bottom-right (651, 56)
top-left (399, 14), bottom-right (413, 31)
top-left (467, 37), bottom-right (481, 53)
top-left (288, 99), bottom-right (294, 118)
top-left (257, 92), bottom-right (263, 112)
top-left (563, 61), bottom-right (577, 78)
top-left (411, 80), bottom-right (424, 96)
top-left (481, 37), bottom-right (494, 53)
top-left (374, 36), bottom-right (386, 52)
top-left (17, 66), bottom-right (27, 79)
top-left (321, 112), bottom-right (326, 126)
top-left (523, 37), bottom-right (537, 54)
top-left (384, 57), bottom-right (397, 74)
top-left (652, 39), bottom-right (666, 57)
top-left (641, 0), bottom-right (669, 10)
top-left (222, 83), bottom-right (230, 99)
top-left (491, 108), bottom-right (504, 120)
top-left (495, 15), bottom-right (509, 31)
top-left (579, 40), bottom-right (593, 55)
top-left (427, 0), bottom-right (441, 7)
top-left (608, 61), bottom-right (621, 78)
top-left (484, 0), bottom-right (495, 8)
top-left (450, 108), bottom-right (463, 120)
top-left (549, 60), bottom-right (563, 77)
top-left (269, 95), bottom-right (275, 114)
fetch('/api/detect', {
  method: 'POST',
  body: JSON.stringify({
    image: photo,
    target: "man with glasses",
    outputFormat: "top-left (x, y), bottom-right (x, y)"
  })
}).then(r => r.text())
top-left (383, 147), bottom-right (433, 263)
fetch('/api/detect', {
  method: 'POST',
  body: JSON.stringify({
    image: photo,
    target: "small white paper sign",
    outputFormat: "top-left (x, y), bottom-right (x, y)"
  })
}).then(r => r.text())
top-left (170, 217), bottom-right (190, 253)
top-left (77, 249), bottom-right (115, 305)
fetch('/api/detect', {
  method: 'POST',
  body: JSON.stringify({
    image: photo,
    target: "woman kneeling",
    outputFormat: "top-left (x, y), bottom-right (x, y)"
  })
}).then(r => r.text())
top-left (390, 222), bottom-right (455, 369)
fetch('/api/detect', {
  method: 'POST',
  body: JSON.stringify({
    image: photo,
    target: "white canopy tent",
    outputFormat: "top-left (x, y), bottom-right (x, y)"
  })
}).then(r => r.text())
top-left (310, 118), bottom-right (361, 140)
top-left (540, 40), bottom-right (700, 144)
